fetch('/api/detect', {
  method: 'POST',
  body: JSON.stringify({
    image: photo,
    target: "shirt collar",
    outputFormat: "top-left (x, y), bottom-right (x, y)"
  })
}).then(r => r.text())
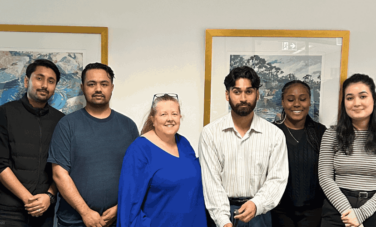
top-left (21, 93), bottom-right (50, 117)
top-left (222, 112), bottom-right (263, 133)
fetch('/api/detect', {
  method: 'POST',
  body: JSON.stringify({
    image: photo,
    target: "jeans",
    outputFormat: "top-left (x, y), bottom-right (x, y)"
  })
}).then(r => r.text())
top-left (0, 209), bottom-right (54, 227)
top-left (207, 205), bottom-right (272, 227)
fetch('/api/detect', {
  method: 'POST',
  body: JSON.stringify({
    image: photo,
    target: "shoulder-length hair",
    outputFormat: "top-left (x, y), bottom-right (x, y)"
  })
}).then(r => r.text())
top-left (336, 73), bottom-right (376, 155)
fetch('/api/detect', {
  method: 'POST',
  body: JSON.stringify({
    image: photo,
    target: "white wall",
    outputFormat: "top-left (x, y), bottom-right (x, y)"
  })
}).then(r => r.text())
top-left (1, 0), bottom-right (376, 149)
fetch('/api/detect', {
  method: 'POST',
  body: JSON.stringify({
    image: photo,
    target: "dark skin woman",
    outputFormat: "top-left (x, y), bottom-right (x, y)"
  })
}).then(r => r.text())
top-left (271, 80), bottom-right (326, 227)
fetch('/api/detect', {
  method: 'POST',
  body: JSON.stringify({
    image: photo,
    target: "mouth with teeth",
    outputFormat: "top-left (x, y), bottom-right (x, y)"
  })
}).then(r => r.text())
top-left (292, 110), bottom-right (302, 114)
top-left (165, 124), bottom-right (175, 127)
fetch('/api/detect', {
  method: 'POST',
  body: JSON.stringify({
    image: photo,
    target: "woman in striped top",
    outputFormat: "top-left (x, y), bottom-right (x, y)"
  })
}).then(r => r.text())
top-left (319, 74), bottom-right (376, 227)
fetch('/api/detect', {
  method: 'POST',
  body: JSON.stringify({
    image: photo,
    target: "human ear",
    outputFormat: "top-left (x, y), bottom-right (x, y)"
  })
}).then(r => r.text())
top-left (24, 76), bottom-right (29, 88)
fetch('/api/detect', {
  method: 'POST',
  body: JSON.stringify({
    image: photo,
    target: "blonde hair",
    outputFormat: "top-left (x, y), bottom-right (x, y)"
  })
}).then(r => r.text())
top-left (141, 95), bottom-right (180, 135)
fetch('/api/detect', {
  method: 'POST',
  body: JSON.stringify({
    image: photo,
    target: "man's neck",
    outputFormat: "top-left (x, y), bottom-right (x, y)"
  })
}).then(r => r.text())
top-left (85, 103), bottom-right (111, 119)
top-left (27, 95), bottom-right (46, 109)
top-left (231, 110), bottom-right (254, 138)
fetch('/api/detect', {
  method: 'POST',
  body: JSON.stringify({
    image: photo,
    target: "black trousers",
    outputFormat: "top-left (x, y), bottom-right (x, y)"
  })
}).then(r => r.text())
top-left (271, 204), bottom-right (322, 227)
top-left (321, 190), bottom-right (376, 227)
top-left (0, 209), bottom-right (54, 227)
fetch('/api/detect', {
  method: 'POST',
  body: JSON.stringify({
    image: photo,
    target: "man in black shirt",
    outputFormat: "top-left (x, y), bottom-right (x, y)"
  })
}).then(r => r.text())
top-left (0, 59), bottom-right (65, 227)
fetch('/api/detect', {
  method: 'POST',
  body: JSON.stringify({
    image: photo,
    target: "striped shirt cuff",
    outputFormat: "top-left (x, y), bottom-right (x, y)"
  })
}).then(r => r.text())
top-left (218, 217), bottom-right (231, 227)
top-left (353, 208), bottom-right (365, 224)
top-left (251, 197), bottom-right (263, 216)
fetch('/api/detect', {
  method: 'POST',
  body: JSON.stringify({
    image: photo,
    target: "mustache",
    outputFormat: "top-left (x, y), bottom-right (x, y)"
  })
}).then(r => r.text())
top-left (235, 101), bottom-right (251, 108)
top-left (92, 92), bottom-right (105, 98)
top-left (37, 89), bottom-right (49, 94)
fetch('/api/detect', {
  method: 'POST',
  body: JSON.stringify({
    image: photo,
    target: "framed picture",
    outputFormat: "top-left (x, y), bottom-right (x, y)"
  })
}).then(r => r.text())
top-left (204, 29), bottom-right (350, 127)
top-left (0, 25), bottom-right (108, 114)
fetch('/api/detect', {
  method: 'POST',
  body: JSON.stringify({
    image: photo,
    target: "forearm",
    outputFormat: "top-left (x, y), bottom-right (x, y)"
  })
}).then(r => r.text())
top-left (52, 164), bottom-right (90, 216)
top-left (0, 167), bottom-right (32, 204)
top-left (352, 193), bottom-right (376, 224)
top-left (47, 181), bottom-right (57, 195)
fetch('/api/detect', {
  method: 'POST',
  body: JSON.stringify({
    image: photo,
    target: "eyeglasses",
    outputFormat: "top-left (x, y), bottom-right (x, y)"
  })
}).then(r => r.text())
top-left (151, 93), bottom-right (179, 108)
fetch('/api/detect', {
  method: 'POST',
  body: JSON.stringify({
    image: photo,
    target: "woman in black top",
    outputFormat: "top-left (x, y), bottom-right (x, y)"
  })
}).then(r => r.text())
top-left (271, 80), bottom-right (326, 227)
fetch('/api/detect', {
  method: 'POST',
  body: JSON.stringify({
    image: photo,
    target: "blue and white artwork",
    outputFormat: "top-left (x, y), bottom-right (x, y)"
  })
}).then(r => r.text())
top-left (0, 51), bottom-right (85, 114)
top-left (230, 55), bottom-right (322, 122)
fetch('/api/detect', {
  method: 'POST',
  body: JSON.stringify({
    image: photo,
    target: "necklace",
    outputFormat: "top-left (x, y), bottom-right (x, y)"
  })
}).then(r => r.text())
top-left (287, 127), bottom-right (300, 143)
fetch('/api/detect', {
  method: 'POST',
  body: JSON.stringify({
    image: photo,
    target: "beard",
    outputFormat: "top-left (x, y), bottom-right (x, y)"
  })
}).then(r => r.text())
top-left (27, 87), bottom-right (51, 103)
top-left (229, 97), bottom-right (256, 117)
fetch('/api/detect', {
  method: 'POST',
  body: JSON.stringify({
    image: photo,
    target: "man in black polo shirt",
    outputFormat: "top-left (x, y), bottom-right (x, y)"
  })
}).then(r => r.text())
top-left (0, 59), bottom-right (64, 227)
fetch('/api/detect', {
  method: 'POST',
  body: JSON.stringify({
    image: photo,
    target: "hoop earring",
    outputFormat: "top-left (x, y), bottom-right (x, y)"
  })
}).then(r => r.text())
top-left (275, 109), bottom-right (286, 124)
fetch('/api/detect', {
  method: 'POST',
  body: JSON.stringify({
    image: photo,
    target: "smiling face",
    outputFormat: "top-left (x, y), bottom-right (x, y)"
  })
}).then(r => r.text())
top-left (81, 69), bottom-right (114, 107)
top-left (282, 83), bottom-right (311, 127)
top-left (24, 66), bottom-right (57, 106)
top-left (344, 82), bottom-right (374, 122)
top-left (226, 78), bottom-right (259, 117)
top-left (152, 100), bottom-right (181, 136)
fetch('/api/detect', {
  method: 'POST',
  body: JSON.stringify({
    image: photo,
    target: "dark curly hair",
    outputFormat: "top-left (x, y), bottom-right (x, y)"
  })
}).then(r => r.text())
top-left (336, 73), bottom-right (376, 155)
top-left (224, 66), bottom-right (261, 91)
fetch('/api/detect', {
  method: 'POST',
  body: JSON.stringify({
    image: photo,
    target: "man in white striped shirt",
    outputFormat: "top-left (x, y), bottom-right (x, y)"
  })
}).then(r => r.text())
top-left (198, 66), bottom-right (289, 227)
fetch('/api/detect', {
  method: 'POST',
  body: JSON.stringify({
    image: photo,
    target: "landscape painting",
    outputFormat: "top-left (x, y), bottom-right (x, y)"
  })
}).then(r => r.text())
top-left (0, 51), bottom-right (85, 114)
top-left (229, 54), bottom-right (322, 122)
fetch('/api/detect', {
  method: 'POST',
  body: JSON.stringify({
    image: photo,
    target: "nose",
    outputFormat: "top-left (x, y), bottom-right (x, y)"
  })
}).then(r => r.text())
top-left (95, 83), bottom-right (102, 92)
top-left (354, 97), bottom-right (361, 106)
top-left (240, 92), bottom-right (246, 102)
top-left (167, 113), bottom-right (173, 121)
top-left (293, 99), bottom-right (301, 107)
top-left (41, 78), bottom-right (48, 89)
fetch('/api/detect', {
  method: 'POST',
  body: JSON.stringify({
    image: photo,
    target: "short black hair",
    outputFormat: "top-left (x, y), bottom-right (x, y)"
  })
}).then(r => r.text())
top-left (26, 59), bottom-right (61, 84)
top-left (224, 66), bottom-right (261, 91)
top-left (81, 62), bottom-right (115, 84)
top-left (281, 80), bottom-right (311, 99)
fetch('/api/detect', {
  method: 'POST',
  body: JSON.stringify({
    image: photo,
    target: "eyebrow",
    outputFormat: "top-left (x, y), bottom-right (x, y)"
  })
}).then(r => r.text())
top-left (346, 91), bottom-right (368, 97)
top-left (35, 74), bottom-right (56, 80)
top-left (232, 86), bottom-right (254, 90)
top-left (86, 80), bottom-right (110, 83)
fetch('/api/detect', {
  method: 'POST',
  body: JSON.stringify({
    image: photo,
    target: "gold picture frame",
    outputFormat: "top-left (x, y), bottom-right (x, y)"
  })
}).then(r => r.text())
top-left (204, 29), bottom-right (350, 126)
top-left (0, 24), bottom-right (108, 113)
top-left (0, 24), bottom-right (108, 64)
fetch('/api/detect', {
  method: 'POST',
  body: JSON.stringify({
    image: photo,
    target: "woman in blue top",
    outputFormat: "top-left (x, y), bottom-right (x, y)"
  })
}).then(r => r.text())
top-left (117, 93), bottom-right (207, 227)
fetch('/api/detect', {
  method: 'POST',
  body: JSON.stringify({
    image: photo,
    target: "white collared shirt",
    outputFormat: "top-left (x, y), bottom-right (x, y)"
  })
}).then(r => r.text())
top-left (198, 113), bottom-right (289, 227)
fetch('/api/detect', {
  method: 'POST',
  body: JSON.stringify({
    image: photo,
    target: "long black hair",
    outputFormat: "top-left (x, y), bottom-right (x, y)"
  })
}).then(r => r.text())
top-left (336, 74), bottom-right (376, 155)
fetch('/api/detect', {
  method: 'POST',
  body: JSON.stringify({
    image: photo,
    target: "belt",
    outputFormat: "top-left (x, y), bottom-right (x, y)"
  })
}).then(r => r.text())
top-left (341, 188), bottom-right (376, 199)
top-left (229, 197), bottom-right (252, 206)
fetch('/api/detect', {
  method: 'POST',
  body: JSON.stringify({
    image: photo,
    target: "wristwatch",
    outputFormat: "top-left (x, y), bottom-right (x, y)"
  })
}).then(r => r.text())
top-left (44, 192), bottom-right (56, 204)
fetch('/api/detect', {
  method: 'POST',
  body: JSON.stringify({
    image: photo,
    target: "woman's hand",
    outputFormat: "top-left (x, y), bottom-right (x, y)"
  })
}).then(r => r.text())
top-left (341, 209), bottom-right (360, 227)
